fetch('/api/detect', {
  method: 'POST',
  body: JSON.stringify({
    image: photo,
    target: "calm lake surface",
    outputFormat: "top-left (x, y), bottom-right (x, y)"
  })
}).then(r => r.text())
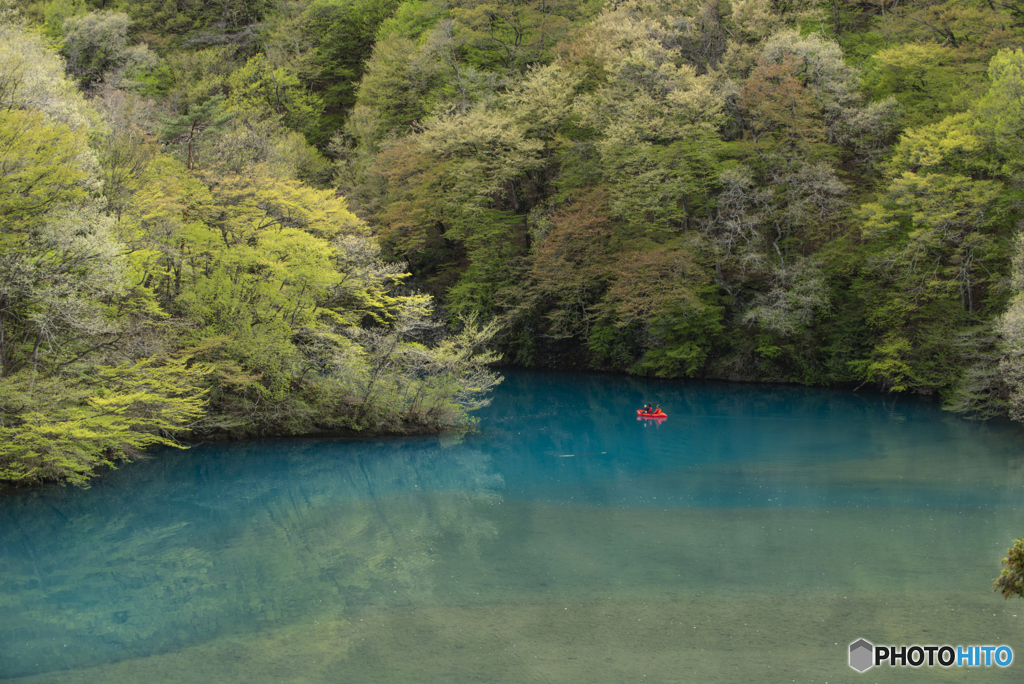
top-left (3, 371), bottom-right (1024, 682)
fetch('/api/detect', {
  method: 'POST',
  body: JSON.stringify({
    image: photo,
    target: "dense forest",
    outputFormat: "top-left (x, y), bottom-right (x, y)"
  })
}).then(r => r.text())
top-left (1, 0), bottom-right (1023, 485)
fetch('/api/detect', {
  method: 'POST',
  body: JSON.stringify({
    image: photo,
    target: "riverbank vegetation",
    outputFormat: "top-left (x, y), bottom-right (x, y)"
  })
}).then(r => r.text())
top-left (1, 0), bottom-right (1023, 484)
top-left (0, 6), bottom-right (500, 486)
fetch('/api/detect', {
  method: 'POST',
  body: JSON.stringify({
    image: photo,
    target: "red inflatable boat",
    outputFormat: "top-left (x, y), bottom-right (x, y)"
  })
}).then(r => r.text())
top-left (637, 409), bottom-right (667, 418)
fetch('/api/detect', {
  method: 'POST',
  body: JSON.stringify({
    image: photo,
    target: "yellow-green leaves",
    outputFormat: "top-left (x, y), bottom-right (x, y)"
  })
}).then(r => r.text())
top-left (862, 104), bottom-right (1006, 315)
top-left (576, 10), bottom-right (724, 142)
top-left (417, 105), bottom-right (546, 205)
top-left (0, 358), bottom-right (208, 486)
top-left (886, 113), bottom-right (984, 175)
top-left (206, 169), bottom-right (364, 242)
top-left (866, 43), bottom-right (962, 127)
top-left (0, 109), bottom-right (92, 231)
top-left (0, 9), bottom-right (514, 488)
top-left (976, 48), bottom-right (1024, 171)
top-left (224, 53), bottom-right (324, 136)
top-left (331, 234), bottom-right (411, 325)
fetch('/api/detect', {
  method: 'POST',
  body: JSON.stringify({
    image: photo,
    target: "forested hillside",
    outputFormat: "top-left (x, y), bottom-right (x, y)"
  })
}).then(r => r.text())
top-left (1, 0), bottom-right (1023, 484)
top-left (0, 0), bottom-right (501, 486)
top-left (329, 0), bottom-right (1024, 412)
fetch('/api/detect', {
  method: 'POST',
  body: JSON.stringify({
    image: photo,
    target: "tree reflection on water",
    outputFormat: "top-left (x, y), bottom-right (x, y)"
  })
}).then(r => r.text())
top-left (0, 434), bottom-right (502, 678)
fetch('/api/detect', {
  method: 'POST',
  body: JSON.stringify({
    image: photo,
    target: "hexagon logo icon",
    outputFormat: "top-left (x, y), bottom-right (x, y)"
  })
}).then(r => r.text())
top-left (849, 639), bottom-right (874, 672)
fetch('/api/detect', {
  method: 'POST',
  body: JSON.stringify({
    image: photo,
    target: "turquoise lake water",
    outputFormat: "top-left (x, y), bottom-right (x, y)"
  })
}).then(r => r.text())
top-left (2, 370), bottom-right (1024, 682)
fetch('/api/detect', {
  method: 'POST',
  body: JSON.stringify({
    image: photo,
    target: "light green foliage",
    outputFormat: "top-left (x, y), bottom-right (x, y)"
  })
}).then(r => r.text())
top-left (854, 0), bottom-right (1024, 127)
top-left (632, 292), bottom-right (726, 378)
top-left (854, 57), bottom-right (1021, 399)
top-left (0, 357), bottom-right (209, 486)
top-left (0, 5), bottom-right (509, 487)
top-left (4, 203), bottom-right (126, 371)
top-left (93, 87), bottom-right (158, 218)
top-left (129, 162), bottom-right (359, 403)
top-left (163, 46), bottom-right (237, 110)
top-left (862, 115), bottom-right (1006, 314)
top-left (0, 22), bottom-right (217, 487)
top-left (195, 55), bottom-right (329, 174)
top-left (39, 0), bottom-right (86, 38)
top-left (958, 233), bottom-right (1024, 421)
top-left (357, 309), bottom-right (503, 427)
top-left (330, 104), bottom-right (387, 218)
top-left (575, 11), bottom-right (723, 235)
top-left (885, 112), bottom-right (985, 175)
top-left (728, 0), bottom-right (817, 43)
top-left (224, 53), bottom-right (324, 137)
top-left (122, 153), bottom-right (493, 437)
top-left (266, 130), bottom-right (332, 184)
top-left (377, 89), bottom-right (553, 313)
top-left (331, 234), bottom-right (411, 324)
top-left (351, 0), bottom-right (586, 140)
top-left (418, 105), bottom-right (546, 203)
top-left (0, 17), bottom-right (96, 130)
top-left (119, 153), bottom-right (214, 305)
top-left (376, 0), bottom-right (436, 42)
top-left (504, 62), bottom-right (580, 141)
top-left (356, 34), bottom-right (442, 135)
top-left (976, 48), bottom-right (1024, 172)
top-left (0, 108), bottom-right (91, 229)
top-left (848, 335), bottom-right (915, 392)
top-left (865, 43), bottom-right (960, 127)
top-left (0, 26), bottom-right (123, 378)
top-left (169, 42), bottom-right (330, 180)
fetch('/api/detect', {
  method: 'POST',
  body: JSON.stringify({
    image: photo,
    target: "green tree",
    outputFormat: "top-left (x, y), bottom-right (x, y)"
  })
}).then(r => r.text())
top-left (864, 43), bottom-right (960, 127)
top-left (995, 538), bottom-right (1024, 599)
top-left (0, 14), bottom-right (97, 130)
top-left (93, 86), bottom-right (158, 219)
top-left (224, 53), bottom-right (324, 138)
top-left (0, 109), bottom-right (91, 231)
top-left (59, 11), bottom-right (157, 89)
top-left (447, 0), bottom-right (578, 73)
top-left (161, 94), bottom-right (234, 171)
top-left (975, 48), bottom-right (1024, 174)
top-left (355, 33), bottom-right (441, 136)
top-left (526, 187), bottom-right (614, 339)
top-left (0, 357), bottom-right (209, 486)
top-left (859, 113), bottom-right (1005, 316)
top-left (302, 0), bottom-right (403, 136)
top-left (111, 0), bottom-right (273, 35)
